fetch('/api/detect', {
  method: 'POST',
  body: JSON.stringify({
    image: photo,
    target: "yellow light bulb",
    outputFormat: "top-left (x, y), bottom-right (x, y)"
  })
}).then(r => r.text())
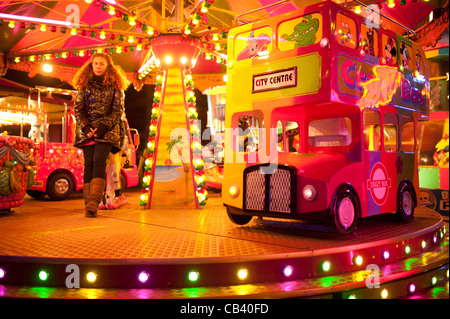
top-left (86, 272), bottom-right (97, 283)
top-left (164, 55), bottom-right (173, 64)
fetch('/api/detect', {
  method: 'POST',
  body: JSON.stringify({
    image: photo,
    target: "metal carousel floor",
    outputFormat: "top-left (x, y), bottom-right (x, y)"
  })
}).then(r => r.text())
top-left (0, 187), bottom-right (448, 299)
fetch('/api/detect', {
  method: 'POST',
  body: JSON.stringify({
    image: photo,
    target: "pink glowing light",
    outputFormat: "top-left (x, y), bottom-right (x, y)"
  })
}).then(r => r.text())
top-left (138, 271), bottom-right (149, 283)
top-left (283, 265), bottom-right (294, 277)
top-left (0, 13), bottom-right (72, 27)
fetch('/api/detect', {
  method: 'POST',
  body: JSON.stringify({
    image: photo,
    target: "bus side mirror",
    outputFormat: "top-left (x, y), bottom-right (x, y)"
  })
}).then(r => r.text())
top-left (133, 133), bottom-right (140, 147)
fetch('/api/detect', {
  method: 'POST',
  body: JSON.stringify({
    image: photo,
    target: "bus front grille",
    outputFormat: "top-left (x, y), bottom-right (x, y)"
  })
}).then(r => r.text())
top-left (244, 165), bottom-right (296, 214)
top-left (245, 170), bottom-right (266, 211)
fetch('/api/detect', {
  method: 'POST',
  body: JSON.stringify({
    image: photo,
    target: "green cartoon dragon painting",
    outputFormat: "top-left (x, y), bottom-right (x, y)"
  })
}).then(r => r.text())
top-left (281, 15), bottom-right (320, 48)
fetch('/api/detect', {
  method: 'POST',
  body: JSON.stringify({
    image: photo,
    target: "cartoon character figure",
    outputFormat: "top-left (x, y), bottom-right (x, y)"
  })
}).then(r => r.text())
top-left (384, 37), bottom-right (397, 65)
top-left (419, 189), bottom-right (437, 210)
top-left (236, 31), bottom-right (271, 61)
top-left (363, 29), bottom-right (375, 56)
top-left (416, 54), bottom-right (422, 74)
top-left (281, 15), bottom-right (319, 48)
top-left (433, 132), bottom-right (449, 167)
top-left (400, 43), bottom-right (411, 70)
top-left (28, 117), bottom-right (44, 142)
top-left (430, 85), bottom-right (442, 112)
top-left (238, 117), bottom-right (258, 152)
top-left (340, 22), bottom-right (352, 45)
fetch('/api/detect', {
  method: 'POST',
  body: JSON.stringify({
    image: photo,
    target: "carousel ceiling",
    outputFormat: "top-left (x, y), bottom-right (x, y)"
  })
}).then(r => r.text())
top-left (0, 0), bottom-right (447, 90)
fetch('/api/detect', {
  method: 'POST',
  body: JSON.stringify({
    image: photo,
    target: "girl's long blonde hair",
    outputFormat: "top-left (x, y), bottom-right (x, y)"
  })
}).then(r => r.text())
top-left (72, 53), bottom-right (130, 91)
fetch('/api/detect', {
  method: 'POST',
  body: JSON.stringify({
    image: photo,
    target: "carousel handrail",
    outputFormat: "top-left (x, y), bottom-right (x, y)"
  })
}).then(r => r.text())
top-left (234, 0), bottom-right (292, 25)
top-left (351, 0), bottom-right (416, 37)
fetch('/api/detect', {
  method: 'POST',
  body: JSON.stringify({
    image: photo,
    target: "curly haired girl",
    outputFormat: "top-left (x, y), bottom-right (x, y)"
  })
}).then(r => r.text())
top-left (72, 53), bottom-right (130, 217)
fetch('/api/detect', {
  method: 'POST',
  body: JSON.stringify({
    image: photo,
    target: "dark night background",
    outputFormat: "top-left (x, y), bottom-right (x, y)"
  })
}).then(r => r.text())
top-left (1, 68), bottom-right (210, 162)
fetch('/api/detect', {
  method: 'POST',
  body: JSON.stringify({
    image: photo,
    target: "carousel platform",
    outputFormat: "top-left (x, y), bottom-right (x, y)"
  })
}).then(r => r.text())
top-left (0, 187), bottom-right (448, 299)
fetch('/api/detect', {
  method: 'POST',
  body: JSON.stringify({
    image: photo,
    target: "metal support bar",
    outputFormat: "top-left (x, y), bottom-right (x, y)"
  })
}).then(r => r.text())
top-left (234, 0), bottom-right (292, 25)
top-left (352, 0), bottom-right (416, 35)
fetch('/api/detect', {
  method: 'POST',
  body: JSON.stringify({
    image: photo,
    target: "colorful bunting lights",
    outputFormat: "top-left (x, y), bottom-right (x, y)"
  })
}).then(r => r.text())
top-left (11, 42), bottom-right (150, 65)
top-left (183, 0), bottom-right (215, 36)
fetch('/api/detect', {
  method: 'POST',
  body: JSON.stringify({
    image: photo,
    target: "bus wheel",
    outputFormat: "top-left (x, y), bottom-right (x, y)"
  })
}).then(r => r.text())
top-left (46, 172), bottom-right (73, 201)
top-left (226, 207), bottom-right (253, 225)
top-left (396, 182), bottom-right (415, 222)
top-left (332, 186), bottom-right (359, 235)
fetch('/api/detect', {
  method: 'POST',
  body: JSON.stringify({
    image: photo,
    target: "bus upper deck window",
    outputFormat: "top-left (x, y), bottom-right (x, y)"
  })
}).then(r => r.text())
top-left (363, 109), bottom-right (381, 151)
top-left (414, 50), bottom-right (424, 76)
top-left (399, 42), bottom-right (413, 72)
top-left (361, 24), bottom-right (378, 57)
top-left (309, 117), bottom-right (351, 147)
top-left (382, 34), bottom-right (397, 66)
top-left (278, 13), bottom-right (323, 51)
top-left (235, 27), bottom-right (273, 61)
top-left (336, 13), bottom-right (357, 49)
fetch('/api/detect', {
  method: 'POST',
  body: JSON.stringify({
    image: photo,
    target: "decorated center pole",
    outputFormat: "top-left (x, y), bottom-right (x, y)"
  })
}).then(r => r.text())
top-left (140, 35), bottom-right (208, 209)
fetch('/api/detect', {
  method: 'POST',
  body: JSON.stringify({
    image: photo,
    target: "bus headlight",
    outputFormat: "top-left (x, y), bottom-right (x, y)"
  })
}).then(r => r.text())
top-left (229, 185), bottom-right (239, 198)
top-left (303, 185), bottom-right (316, 201)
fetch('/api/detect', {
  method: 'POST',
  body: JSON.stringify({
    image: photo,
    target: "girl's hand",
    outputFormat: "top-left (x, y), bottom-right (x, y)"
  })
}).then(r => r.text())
top-left (87, 127), bottom-right (97, 138)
